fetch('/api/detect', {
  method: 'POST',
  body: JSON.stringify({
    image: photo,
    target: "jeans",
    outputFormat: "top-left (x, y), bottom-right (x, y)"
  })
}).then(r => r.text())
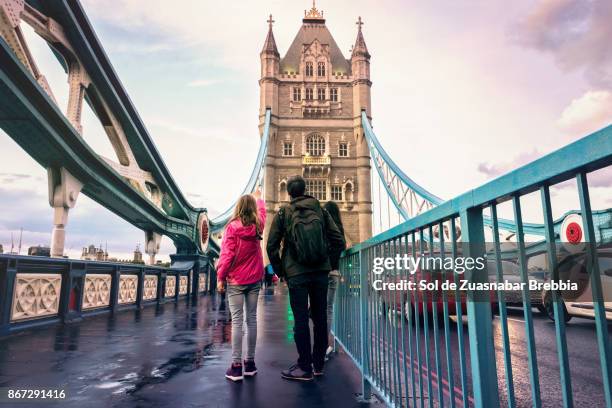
top-left (227, 282), bottom-right (261, 364)
top-left (327, 273), bottom-right (340, 344)
top-left (287, 272), bottom-right (328, 371)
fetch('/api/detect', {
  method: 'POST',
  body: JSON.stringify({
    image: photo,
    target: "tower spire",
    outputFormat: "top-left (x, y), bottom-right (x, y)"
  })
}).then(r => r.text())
top-left (261, 14), bottom-right (279, 56)
top-left (352, 16), bottom-right (370, 58)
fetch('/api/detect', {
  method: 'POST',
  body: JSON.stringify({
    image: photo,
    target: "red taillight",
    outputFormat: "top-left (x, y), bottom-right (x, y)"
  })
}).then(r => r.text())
top-left (565, 222), bottom-right (582, 244)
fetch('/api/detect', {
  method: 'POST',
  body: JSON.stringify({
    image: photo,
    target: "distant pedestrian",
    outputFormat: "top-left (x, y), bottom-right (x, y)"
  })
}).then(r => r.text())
top-left (322, 201), bottom-right (347, 359)
top-left (264, 264), bottom-right (275, 287)
top-left (216, 189), bottom-right (266, 382)
top-left (267, 176), bottom-right (345, 381)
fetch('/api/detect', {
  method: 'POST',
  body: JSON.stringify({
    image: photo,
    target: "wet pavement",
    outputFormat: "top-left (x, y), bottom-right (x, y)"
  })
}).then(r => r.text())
top-left (0, 286), bottom-right (375, 408)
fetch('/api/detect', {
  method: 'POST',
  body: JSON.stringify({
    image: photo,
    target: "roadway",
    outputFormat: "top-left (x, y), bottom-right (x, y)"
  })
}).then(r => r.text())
top-left (380, 305), bottom-right (610, 407)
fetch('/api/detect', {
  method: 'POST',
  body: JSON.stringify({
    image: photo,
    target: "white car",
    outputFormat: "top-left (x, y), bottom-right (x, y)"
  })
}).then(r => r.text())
top-left (542, 248), bottom-right (612, 322)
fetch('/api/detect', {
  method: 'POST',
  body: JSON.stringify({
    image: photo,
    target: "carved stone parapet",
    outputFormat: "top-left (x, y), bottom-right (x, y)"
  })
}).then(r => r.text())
top-left (82, 274), bottom-right (111, 310)
top-left (165, 276), bottom-right (176, 298)
top-left (11, 273), bottom-right (61, 321)
top-left (118, 274), bottom-right (138, 305)
top-left (143, 275), bottom-right (158, 300)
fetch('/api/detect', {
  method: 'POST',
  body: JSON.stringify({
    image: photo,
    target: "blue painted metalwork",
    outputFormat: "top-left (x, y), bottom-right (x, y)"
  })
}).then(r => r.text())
top-left (361, 111), bottom-right (443, 206)
top-left (0, 1), bottom-right (273, 256)
top-left (512, 195), bottom-right (542, 407)
top-left (461, 206), bottom-right (500, 407)
top-left (411, 233), bottom-right (425, 408)
top-left (450, 219), bottom-right (469, 408)
top-left (210, 109), bottom-right (271, 232)
top-left (541, 185), bottom-right (573, 408)
top-left (428, 226), bottom-right (445, 407)
top-left (419, 229), bottom-right (434, 408)
top-left (439, 221), bottom-right (456, 408)
top-left (334, 121), bottom-right (612, 407)
top-left (577, 173), bottom-right (612, 408)
top-left (361, 111), bottom-right (570, 237)
top-left (491, 204), bottom-right (517, 408)
top-left (0, 1), bottom-right (224, 256)
top-left (359, 248), bottom-right (372, 401)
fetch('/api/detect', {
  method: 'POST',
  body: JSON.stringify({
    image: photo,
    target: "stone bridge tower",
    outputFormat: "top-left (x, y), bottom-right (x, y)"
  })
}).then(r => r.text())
top-left (259, 3), bottom-right (373, 244)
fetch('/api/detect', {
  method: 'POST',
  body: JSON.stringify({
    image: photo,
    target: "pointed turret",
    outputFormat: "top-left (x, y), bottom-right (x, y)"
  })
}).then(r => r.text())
top-left (351, 16), bottom-right (371, 81)
top-left (260, 14), bottom-right (280, 116)
top-left (351, 16), bottom-right (370, 59)
top-left (260, 14), bottom-right (280, 79)
top-left (261, 14), bottom-right (280, 57)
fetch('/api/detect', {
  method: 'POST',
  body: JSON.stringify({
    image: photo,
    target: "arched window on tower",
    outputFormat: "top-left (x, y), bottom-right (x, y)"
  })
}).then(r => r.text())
top-left (306, 134), bottom-right (325, 156)
top-left (305, 62), bottom-right (314, 76)
top-left (317, 62), bottom-right (326, 76)
top-left (344, 181), bottom-right (354, 202)
top-left (279, 180), bottom-right (288, 202)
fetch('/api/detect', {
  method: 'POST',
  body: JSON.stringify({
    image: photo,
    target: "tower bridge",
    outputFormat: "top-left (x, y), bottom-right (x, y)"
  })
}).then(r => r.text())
top-left (0, 1), bottom-right (611, 407)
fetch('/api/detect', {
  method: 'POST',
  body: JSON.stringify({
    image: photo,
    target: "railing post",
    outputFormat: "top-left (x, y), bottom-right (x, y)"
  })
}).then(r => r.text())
top-left (358, 247), bottom-right (372, 401)
top-left (158, 271), bottom-right (166, 303)
top-left (191, 268), bottom-right (194, 297)
top-left (59, 262), bottom-right (84, 323)
top-left (0, 259), bottom-right (17, 335)
top-left (135, 267), bottom-right (145, 309)
top-left (109, 267), bottom-right (120, 312)
top-left (460, 207), bottom-right (500, 407)
top-left (63, 264), bottom-right (85, 323)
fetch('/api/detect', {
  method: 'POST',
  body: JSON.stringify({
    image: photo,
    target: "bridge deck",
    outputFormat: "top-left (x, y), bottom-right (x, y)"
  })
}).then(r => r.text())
top-left (0, 286), bottom-right (371, 407)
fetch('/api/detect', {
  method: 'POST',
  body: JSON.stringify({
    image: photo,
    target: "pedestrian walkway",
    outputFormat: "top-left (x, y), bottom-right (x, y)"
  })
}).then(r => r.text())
top-left (0, 285), bottom-right (374, 407)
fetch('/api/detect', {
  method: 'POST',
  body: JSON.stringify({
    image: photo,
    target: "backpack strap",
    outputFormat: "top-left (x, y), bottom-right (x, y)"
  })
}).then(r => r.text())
top-left (320, 207), bottom-right (330, 229)
top-left (279, 204), bottom-right (295, 229)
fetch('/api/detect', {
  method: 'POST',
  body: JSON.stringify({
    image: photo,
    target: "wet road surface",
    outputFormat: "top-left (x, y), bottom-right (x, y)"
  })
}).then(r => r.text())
top-left (0, 286), bottom-right (375, 408)
top-left (379, 305), bottom-right (611, 407)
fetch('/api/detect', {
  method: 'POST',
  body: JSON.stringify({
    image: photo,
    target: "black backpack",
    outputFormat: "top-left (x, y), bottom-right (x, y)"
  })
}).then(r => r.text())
top-left (284, 203), bottom-right (328, 266)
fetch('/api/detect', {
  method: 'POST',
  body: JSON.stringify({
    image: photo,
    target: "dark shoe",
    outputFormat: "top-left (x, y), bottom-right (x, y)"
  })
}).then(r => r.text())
top-left (244, 360), bottom-right (257, 377)
top-left (225, 363), bottom-right (243, 382)
top-left (281, 364), bottom-right (313, 381)
top-left (313, 367), bottom-right (324, 377)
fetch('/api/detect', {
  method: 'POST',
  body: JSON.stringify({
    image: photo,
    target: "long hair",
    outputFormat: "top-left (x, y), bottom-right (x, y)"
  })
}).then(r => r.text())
top-left (323, 201), bottom-right (344, 237)
top-left (231, 194), bottom-right (261, 233)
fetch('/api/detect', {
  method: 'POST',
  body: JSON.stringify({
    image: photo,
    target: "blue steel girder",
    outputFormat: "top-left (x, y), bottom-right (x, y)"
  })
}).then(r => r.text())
top-left (361, 111), bottom-right (554, 237)
top-left (0, 0), bottom-right (213, 256)
top-left (209, 109), bottom-right (271, 233)
top-left (26, 0), bottom-right (193, 220)
top-left (346, 122), bottom-right (612, 255)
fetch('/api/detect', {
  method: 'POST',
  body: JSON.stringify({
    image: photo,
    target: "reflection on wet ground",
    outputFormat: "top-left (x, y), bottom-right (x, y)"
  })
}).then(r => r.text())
top-left (0, 285), bottom-right (372, 407)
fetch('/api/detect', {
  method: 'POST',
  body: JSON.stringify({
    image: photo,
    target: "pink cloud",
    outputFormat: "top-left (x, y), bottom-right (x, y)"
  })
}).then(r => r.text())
top-left (557, 90), bottom-right (612, 135)
top-left (477, 149), bottom-right (543, 178)
top-left (513, 0), bottom-right (612, 88)
top-left (478, 150), bottom-right (611, 190)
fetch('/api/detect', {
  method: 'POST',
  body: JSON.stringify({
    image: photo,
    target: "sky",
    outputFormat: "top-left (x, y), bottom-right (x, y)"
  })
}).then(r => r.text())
top-left (0, 0), bottom-right (611, 260)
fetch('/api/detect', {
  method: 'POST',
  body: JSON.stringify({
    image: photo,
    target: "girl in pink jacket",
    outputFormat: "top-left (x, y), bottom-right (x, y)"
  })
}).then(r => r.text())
top-left (216, 190), bottom-right (266, 381)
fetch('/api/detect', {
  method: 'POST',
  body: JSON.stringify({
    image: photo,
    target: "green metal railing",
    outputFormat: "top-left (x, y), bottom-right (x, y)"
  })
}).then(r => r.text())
top-left (333, 123), bottom-right (612, 407)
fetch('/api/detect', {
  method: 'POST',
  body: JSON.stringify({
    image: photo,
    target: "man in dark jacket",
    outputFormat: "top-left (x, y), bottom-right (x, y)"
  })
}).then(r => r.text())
top-left (267, 175), bottom-right (345, 381)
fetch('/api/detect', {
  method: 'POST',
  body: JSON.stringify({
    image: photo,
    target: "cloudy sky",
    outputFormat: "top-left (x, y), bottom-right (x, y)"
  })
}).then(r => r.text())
top-left (0, 0), bottom-right (610, 260)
